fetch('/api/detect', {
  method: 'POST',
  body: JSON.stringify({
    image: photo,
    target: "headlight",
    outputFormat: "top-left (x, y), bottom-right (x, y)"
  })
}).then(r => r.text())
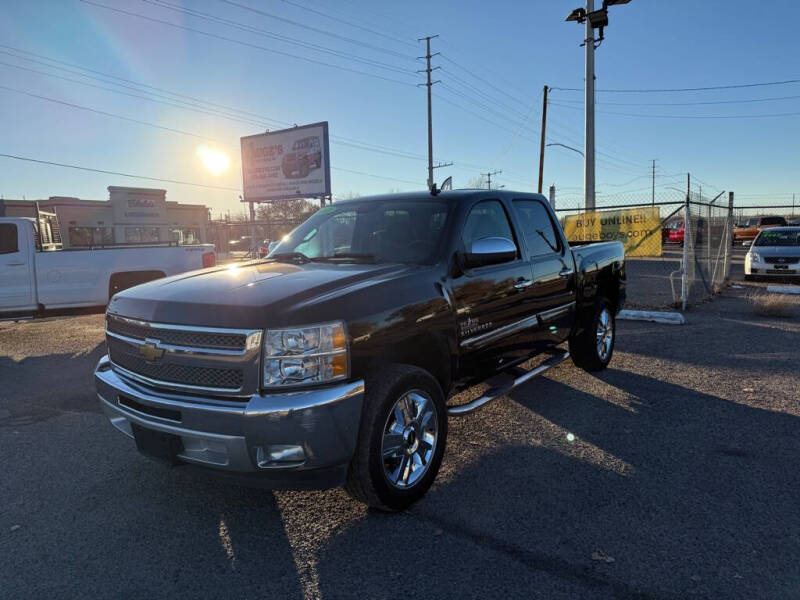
top-left (263, 321), bottom-right (348, 388)
top-left (749, 251), bottom-right (761, 263)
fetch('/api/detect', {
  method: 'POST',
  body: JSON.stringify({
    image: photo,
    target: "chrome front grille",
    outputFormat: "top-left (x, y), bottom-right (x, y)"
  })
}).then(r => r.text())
top-left (105, 314), bottom-right (262, 396)
top-left (107, 337), bottom-right (244, 389)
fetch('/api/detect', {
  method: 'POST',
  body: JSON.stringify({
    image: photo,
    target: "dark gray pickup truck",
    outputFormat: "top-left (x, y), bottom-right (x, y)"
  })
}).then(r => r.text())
top-left (95, 190), bottom-right (625, 510)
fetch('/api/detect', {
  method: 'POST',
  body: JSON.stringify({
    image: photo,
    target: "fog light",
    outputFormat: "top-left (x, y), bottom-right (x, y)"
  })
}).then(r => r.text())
top-left (256, 444), bottom-right (306, 468)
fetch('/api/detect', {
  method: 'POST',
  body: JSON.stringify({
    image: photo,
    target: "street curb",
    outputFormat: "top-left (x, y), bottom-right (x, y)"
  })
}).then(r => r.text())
top-left (766, 285), bottom-right (800, 295)
top-left (617, 309), bottom-right (685, 325)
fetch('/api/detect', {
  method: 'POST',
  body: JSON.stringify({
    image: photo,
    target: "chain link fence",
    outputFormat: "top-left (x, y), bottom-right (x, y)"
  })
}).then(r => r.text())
top-left (554, 185), bottom-right (733, 310)
top-left (684, 191), bottom-right (733, 307)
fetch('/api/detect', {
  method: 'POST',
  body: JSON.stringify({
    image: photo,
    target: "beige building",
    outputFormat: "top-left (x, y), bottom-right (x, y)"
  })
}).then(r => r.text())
top-left (0, 186), bottom-right (209, 248)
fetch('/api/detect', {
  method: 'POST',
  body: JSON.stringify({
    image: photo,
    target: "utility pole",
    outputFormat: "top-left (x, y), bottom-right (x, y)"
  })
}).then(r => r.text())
top-left (584, 0), bottom-right (596, 210)
top-left (483, 170), bottom-right (502, 190)
top-left (651, 159), bottom-right (657, 206)
top-left (418, 35), bottom-right (440, 191)
top-left (566, 0), bottom-right (632, 210)
top-left (538, 85), bottom-right (549, 194)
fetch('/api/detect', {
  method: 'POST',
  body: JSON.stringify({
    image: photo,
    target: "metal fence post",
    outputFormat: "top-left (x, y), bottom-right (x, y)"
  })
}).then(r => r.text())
top-left (723, 191), bottom-right (734, 280)
top-left (681, 186), bottom-right (690, 311)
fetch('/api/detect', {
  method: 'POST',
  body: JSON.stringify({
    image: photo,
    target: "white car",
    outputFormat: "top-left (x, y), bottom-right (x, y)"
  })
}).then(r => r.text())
top-left (0, 217), bottom-right (216, 315)
top-left (744, 226), bottom-right (800, 280)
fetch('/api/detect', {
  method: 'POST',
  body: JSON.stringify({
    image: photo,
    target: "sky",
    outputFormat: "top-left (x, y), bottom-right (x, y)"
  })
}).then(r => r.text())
top-left (1, 0), bottom-right (798, 216)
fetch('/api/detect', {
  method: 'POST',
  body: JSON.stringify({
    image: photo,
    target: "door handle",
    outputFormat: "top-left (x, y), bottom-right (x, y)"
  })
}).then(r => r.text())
top-left (514, 279), bottom-right (533, 290)
top-left (559, 268), bottom-right (575, 278)
top-left (5, 262), bottom-right (25, 266)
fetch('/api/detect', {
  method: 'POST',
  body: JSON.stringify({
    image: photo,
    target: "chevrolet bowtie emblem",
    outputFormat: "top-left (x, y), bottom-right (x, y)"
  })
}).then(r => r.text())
top-left (139, 339), bottom-right (165, 362)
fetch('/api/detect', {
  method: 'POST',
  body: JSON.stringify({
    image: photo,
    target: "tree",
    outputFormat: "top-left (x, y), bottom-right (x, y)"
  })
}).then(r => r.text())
top-left (255, 198), bottom-right (319, 222)
top-left (466, 176), bottom-right (486, 189)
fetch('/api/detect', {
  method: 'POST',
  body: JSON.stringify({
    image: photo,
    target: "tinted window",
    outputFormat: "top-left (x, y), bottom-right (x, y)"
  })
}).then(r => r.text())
top-left (513, 200), bottom-right (560, 256)
top-left (0, 223), bottom-right (19, 254)
top-left (761, 217), bottom-right (786, 226)
top-left (461, 200), bottom-right (516, 253)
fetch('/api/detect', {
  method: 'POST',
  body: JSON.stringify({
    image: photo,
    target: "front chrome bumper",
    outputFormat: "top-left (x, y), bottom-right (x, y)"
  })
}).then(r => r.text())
top-left (95, 355), bottom-right (364, 488)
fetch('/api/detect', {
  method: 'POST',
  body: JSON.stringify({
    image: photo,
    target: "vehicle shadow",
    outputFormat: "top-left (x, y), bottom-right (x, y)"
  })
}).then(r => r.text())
top-left (311, 372), bottom-right (800, 599)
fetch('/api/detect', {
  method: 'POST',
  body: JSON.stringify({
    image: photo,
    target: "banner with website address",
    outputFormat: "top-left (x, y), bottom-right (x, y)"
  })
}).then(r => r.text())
top-left (563, 206), bottom-right (662, 257)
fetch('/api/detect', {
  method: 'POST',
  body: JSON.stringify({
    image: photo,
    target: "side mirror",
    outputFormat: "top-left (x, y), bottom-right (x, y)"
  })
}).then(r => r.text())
top-left (461, 237), bottom-right (517, 269)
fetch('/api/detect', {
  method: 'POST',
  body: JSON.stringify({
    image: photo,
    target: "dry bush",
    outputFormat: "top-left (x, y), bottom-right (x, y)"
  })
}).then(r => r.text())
top-left (749, 292), bottom-right (800, 318)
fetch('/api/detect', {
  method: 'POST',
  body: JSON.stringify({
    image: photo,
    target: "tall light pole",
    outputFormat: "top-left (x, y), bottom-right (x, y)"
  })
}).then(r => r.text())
top-left (584, 0), bottom-right (596, 210)
top-left (566, 0), bottom-right (631, 211)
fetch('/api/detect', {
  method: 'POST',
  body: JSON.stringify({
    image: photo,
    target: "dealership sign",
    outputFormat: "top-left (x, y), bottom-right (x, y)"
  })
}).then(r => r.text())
top-left (563, 206), bottom-right (662, 257)
top-left (240, 122), bottom-right (331, 202)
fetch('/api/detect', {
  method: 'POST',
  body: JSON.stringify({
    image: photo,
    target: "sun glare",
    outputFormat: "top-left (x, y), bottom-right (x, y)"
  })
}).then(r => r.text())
top-left (197, 145), bottom-right (230, 176)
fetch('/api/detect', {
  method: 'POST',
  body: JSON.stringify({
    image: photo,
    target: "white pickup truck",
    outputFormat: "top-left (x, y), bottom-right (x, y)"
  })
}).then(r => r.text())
top-left (0, 217), bottom-right (216, 315)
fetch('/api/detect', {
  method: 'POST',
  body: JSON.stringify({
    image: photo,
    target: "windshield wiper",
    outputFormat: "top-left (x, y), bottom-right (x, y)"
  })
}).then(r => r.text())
top-left (268, 251), bottom-right (311, 264)
top-left (310, 253), bottom-right (377, 263)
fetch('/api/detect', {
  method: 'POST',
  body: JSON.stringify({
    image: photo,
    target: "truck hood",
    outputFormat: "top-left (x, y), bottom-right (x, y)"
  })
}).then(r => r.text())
top-left (107, 260), bottom-right (412, 328)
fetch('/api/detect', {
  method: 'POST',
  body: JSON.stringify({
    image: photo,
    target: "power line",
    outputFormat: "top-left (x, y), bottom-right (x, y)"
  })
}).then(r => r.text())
top-left (439, 53), bottom-right (530, 109)
top-left (0, 48), bottom-right (438, 164)
top-left (80, 1), bottom-right (417, 87)
top-left (0, 85), bottom-right (218, 141)
top-left (0, 47), bottom-right (540, 189)
top-left (440, 67), bottom-right (531, 121)
top-left (552, 93), bottom-right (800, 107)
top-left (549, 101), bottom-right (800, 119)
top-left (0, 44), bottom-right (548, 187)
top-left (142, 0), bottom-right (415, 74)
top-left (0, 59), bottom-right (436, 165)
top-left (550, 78), bottom-right (800, 93)
top-left (0, 153), bottom-right (241, 191)
top-left (330, 166), bottom-right (421, 186)
top-left (216, 0), bottom-right (414, 59)
top-left (274, 0), bottom-right (417, 48)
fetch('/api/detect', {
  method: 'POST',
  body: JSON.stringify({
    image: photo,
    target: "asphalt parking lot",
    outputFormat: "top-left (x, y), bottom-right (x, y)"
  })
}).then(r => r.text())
top-left (1, 288), bottom-right (799, 599)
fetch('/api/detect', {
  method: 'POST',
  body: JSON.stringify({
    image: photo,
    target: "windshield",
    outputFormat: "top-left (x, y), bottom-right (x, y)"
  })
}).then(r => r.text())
top-left (270, 199), bottom-right (449, 264)
top-left (754, 229), bottom-right (800, 247)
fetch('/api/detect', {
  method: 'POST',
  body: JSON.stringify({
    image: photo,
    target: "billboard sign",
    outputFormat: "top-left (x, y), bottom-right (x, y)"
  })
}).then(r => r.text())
top-left (240, 122), bottom-right (331, 202)
top-left (563, 206), bottom-right (662, 257)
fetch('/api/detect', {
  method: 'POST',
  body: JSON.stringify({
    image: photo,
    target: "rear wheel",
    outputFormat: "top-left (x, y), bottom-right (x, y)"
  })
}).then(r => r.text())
top-left (345, 365), bottom-right (447, 511)
top-left (569, 298), bottom-right (615, 372)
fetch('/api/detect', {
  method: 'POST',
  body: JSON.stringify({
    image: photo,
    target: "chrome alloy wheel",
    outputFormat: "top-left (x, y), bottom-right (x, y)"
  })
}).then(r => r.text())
top-left (596, 307), bottom-right (614, 362)
top-left (381, 390), bottom-right (438, 489)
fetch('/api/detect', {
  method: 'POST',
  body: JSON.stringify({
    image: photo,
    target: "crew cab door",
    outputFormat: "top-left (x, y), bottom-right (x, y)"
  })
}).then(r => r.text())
top-left (0, 221), bottom-right (37, 311)
top-left (451, 199), bottom-right (536, 370)
top-left (511, 199), bottom-right (576, 342)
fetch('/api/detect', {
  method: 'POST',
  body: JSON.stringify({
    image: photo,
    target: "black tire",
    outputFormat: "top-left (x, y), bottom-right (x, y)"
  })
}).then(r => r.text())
top-left (569, 297), bottom-right (615, 372)
top-left (345, 364), bottom-right (447, 511)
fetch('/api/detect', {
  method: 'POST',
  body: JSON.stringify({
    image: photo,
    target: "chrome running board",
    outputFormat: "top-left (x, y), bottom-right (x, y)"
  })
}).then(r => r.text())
top-left (447, 351), bottom-right (570, 417)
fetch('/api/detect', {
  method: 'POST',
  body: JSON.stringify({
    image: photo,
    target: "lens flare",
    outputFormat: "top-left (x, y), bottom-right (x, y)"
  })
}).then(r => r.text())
top-left (197, 146), bottom-right (230, 176)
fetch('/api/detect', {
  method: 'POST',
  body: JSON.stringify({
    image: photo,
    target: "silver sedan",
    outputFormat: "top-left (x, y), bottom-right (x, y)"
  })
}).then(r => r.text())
top-left (745, 226), bottom-right (800, 279)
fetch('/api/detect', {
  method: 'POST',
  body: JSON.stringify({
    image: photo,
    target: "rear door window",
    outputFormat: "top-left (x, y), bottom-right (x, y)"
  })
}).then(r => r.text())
top-left (0, 223), bottom-right (19, 254)
top-left (512, 199), bottom-right (561, 256)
